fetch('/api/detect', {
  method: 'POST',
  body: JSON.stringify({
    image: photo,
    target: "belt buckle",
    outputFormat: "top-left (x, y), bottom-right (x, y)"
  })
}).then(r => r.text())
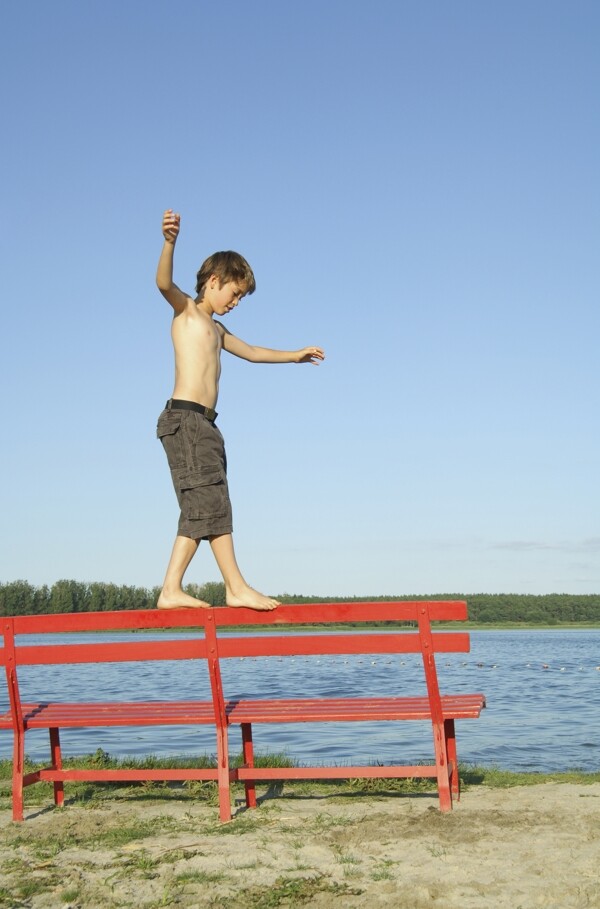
top-left (206, 406), bottom-right (216, 422)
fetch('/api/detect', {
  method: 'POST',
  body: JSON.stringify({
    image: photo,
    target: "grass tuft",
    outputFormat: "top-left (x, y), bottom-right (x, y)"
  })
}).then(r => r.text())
top-left (208, 874), bottom-right (363, 908)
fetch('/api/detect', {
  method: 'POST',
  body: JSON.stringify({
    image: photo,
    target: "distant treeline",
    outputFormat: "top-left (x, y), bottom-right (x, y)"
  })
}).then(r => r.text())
top-left (1, 580), bottom-right (600, 624)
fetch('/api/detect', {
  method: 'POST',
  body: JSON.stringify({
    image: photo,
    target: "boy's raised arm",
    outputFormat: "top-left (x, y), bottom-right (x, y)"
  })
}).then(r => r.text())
top-left (156, 210), bottom-right (190, 313)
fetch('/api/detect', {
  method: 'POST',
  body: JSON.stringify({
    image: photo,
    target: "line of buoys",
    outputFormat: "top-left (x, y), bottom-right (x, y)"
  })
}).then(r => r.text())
top-left (234, 656), bottom-right (600, 670)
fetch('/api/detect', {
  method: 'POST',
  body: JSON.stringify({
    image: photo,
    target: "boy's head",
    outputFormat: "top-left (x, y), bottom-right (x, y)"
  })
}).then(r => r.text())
top-left (196, 251), bottom-right (256, 299)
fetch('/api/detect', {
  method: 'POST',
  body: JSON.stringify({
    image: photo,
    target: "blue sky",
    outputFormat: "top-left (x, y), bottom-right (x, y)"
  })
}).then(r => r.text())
top-left (1, 1), bottom-right (599, 596)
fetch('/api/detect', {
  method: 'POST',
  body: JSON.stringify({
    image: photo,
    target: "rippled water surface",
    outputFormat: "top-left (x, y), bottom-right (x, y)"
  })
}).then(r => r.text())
top-left (1, 630), bottom-right (598, 772)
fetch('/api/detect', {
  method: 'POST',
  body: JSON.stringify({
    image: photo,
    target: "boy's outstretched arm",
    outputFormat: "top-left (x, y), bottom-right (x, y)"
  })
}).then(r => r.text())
top-left (218, 326), bottom-right (325, 365)
top-left (156, 209), bottom-right (190, 313)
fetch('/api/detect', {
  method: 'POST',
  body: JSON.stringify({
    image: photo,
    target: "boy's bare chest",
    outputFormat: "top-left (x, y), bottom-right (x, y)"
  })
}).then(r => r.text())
top-left (172, 312), bottom-right (222, 356)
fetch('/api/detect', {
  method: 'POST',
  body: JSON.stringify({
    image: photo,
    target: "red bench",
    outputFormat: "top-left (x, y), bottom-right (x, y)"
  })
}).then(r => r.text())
top-left (1, 601), bottom-right (486, 822)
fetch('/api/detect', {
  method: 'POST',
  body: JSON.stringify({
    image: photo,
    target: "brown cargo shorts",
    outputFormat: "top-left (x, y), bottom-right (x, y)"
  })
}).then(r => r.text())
top-left (156, 405), bottom-right (233, 540)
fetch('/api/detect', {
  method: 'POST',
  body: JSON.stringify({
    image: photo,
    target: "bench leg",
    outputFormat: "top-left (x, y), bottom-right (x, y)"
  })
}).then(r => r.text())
top-left (241, 723), bottom-right (257, 809)
top-left (431, 720), bottom-right (452, 812)
top-left (444, 719), bottom-right (460, 801)
top-left (12, 730), bottom-right (25, 822)
top-left (215, 723), bottom-right (232, 822)
top-left (49, 728), bottom-right (65, 808)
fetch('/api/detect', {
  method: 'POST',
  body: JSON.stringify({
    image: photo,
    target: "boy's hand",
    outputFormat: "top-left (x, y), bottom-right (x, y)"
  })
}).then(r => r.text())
top-left (162, 209), bottom-right (180, 243)
top-left (296, 346), bottom-right (325, 365)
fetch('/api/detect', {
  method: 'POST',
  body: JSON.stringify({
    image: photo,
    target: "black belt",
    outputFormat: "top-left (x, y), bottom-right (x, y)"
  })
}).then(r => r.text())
top-left (166, 399), bottom-right (218, 422)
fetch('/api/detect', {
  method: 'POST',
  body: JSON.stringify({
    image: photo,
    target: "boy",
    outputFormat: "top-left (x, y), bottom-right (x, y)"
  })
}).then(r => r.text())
top-left (156, 210), bottom-right (325, 611)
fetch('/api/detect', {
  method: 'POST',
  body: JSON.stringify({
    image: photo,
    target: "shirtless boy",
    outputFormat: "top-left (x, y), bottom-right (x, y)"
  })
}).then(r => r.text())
top-left (156, 209), bottom-right (325, 611)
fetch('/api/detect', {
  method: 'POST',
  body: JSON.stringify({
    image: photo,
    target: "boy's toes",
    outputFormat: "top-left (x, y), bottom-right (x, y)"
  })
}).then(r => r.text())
top-left (226, 587), bottom-right (280, 611)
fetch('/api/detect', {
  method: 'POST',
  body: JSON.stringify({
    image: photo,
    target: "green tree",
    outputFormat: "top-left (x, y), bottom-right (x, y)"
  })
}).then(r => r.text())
top-left (191, 581), bottom-right (226, 606)
top-left (0, 580), bottom-right (36, 616)
top-left (32, 584), bottom-right (51, 614)
top-left (87, 582), bottom-right (106, 612)
top-left (50, 580), bottom-right (85, 614)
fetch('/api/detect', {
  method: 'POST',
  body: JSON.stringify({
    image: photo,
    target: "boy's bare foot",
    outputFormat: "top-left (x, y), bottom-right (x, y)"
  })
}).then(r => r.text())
top-left (157, 590), bottom-right (212, 609)
top-left (226, 585), bottom-right (280, 611)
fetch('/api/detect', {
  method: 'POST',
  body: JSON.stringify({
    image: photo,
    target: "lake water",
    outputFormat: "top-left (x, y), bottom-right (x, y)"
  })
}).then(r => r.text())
top-left (1, 630), bottom-right (599, 772)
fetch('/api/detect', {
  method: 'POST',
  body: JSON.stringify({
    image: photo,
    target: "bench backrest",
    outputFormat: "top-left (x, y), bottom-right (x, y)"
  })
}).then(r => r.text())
top-left (1, 602), bottom-right (470, 728)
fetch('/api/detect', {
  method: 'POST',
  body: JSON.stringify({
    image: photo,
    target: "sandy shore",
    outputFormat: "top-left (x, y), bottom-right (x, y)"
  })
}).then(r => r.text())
top-left (1, 781), bottom-right (599, 908)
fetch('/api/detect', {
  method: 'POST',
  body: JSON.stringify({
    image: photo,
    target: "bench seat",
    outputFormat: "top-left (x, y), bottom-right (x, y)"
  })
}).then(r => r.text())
top-left (227, 694), bottom-right (486, 723)
top-left (0, 701), bottom-right (218, 729)
top-left (0, 693), bottom-right (485, 730)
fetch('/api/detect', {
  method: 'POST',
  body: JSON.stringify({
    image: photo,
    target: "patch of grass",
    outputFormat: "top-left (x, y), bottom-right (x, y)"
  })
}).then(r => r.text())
top-left (5, 813), bottom-right (185, 863)
top-left (332, 845), bottom-right (361, 865)
top-left (371, 866), bottom-right (394, 881)
top-left (173, 869), bottom-right (226, 884)
top-left (159, 847), bottom-right (205, 863)
top-left (347, 774), bottom-right (437, 794)
top-left (459, 764), bottom-right (600, 788)
top-left (8, 829), bottom-right (78, 860)
top-left (426, 843), bottom-right (448, 858)
top-left (206, 812), bottom-right (268, 837)
top-left (209, 874), bottom-right (363, 908)
top-left (0, 856), bottom-right (31, 873)
top-left (6, 876), bottom-right (58, 902)
top-left (96, 814), bottom-right (181, 847)
top-left (232, 751), bottom-right (297, 770)
top-left (311, 811), bottom-right (354, 832)
top-left (121, 849), bottom-right (161, 875)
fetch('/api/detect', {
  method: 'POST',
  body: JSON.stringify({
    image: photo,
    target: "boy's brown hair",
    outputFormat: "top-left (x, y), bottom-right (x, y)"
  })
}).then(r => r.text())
top-left (196, 251), bottom-right (256, 297)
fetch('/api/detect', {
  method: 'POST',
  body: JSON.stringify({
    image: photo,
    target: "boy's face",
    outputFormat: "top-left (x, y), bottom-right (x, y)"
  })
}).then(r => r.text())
top-left (209, 278), bottom-right (247, 316)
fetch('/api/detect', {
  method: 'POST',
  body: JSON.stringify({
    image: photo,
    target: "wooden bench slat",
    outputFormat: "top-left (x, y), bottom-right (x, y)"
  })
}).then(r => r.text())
top-left (212, 601), bottom-right (469, 626)
top-left (6, 639), bottom-right (209, 666)
top-left (218, 632), bottom-right (470, 658)
top-left (2, 632), bottom-right (469, 667)
top-left (7, 601), bottom-right (468, 634)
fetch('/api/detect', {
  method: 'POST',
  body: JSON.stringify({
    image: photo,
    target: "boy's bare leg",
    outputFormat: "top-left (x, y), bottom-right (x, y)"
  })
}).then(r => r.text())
top-left (157, 535), bottom-right (212, 609)
top-left (209, 533), bottom-right (279, 611)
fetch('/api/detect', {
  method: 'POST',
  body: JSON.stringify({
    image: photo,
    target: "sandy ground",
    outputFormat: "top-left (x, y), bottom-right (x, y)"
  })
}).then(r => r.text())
top-left (1, 782), bottom-right (599, 908)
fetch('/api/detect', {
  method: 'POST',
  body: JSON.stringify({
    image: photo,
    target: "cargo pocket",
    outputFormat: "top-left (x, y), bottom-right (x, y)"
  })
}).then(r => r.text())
top-left (157, 411), bottom-right (184, 470)
top-left (178, 468), bottom-right (229, 518)
top-left (156, 410), bottom-right (183, 440)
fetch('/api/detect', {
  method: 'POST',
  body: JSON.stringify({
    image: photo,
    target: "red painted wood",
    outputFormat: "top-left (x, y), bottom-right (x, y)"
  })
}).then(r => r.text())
top-left (0, 694), bottom-right (485, 730)
top-left (10, 610), bottom-right (207, 635)
top-left (35, 768), bottom-right (223, 781)
top-left (0, 601), bottom-right (485, 822)
top-left (210, 601), bottom-right (468, 627)
top-left (4, 633), bottom-right (469, 667)
top-left (226, 695), bottom-right (485, 723)
top-left (0, 702), bottom-right (216, 728)
top-left (8, 601), bottom-right (468, 635)
top-left (236, 764), bottom-right (444, 780)
top-left (11, 638), bottom-right (208, 667)
top-left (218, 632), bottom-right (470, 658)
